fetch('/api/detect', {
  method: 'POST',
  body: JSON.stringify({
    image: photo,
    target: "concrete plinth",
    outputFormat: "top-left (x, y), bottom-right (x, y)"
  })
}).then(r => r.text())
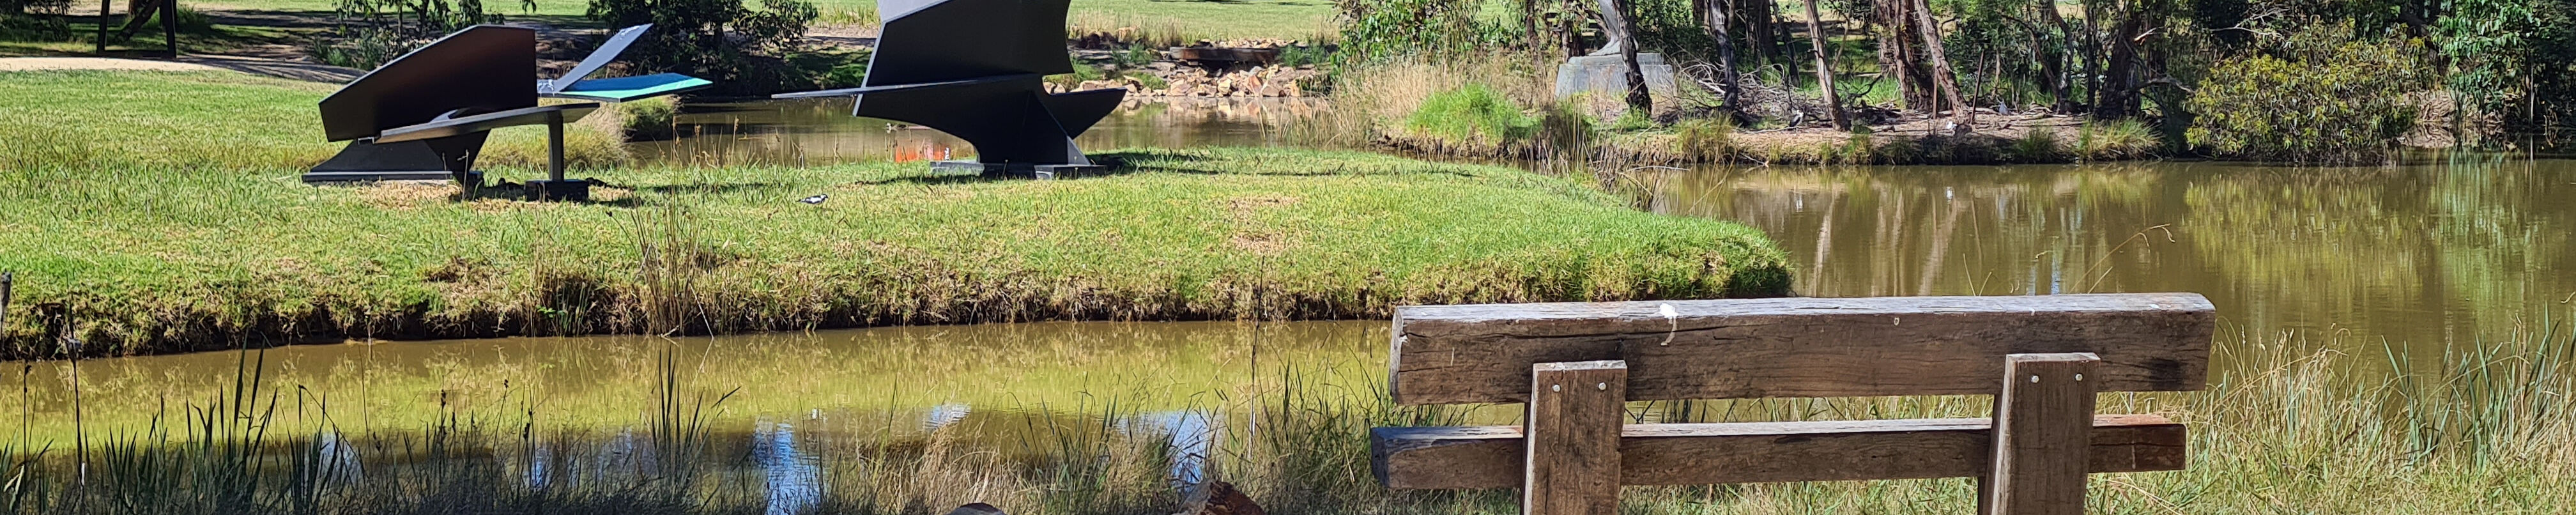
top-left (931, 160), bottom-right (1107, 180)
top-left (1554, 53), bottom-right (1677, 100)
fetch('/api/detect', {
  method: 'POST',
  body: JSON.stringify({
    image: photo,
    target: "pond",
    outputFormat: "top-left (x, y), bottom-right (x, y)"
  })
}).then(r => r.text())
top-left (6, 100), bottom-right (2574, 504)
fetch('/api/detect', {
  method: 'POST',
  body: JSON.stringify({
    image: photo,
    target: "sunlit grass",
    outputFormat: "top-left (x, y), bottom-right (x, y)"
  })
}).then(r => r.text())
top-left (0, 69), bottom-right (1790, 357)
top-left (0, 70), bottom-right (630, 171)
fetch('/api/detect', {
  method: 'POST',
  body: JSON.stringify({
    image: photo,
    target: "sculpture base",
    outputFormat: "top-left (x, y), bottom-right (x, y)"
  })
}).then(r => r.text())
top-left (931, 160), bottom-right (1107, 180)
top-left (524, 180), bottom-right (591, 201)
top-left (1554, 53), bottom-right (1677, 100)
top-left (302, 171), bottom-right (476, 184)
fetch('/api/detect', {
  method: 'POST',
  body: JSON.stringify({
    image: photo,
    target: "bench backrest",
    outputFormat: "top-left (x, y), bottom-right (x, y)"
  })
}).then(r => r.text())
top-left (1389, 293), bottom-right (2214, 404)
top-left (1372, 293), bottom-right (2216, 515)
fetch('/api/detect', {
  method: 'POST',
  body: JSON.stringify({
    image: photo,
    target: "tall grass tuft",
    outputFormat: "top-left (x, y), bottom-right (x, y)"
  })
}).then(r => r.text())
top-left (1402, 84), bottom-right (1534, 148)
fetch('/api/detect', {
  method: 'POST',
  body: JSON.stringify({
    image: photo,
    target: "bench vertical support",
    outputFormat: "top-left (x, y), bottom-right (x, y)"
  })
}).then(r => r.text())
top-left (1983, 353), bottom-right (2101, 515)
top-left (1526, 360), bottom-right (1627, 515)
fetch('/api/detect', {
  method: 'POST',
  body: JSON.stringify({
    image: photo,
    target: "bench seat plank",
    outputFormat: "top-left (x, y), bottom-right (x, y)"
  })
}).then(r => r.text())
top-left (1372, 414), bottom-right (2186, 489)
top-left (1391, 293), bottom-right (2214, 404)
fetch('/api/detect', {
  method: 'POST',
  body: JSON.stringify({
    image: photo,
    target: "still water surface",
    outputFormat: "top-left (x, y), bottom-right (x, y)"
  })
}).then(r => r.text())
top-left (7, 101), bottom-right (2575, 491)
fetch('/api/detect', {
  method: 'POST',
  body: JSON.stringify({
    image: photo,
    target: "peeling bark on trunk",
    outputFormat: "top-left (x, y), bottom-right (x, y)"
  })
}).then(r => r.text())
top-left (1876, 0), bottom-right (1936, 111)
top-left (1910, 0), bottom-right (1974, 125)
top-left (1804, 0), bottom-right (1849, 129)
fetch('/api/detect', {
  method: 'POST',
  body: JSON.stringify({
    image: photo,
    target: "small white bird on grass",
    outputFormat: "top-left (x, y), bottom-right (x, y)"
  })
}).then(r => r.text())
top-left (799, 194), bottom-right (829, 204)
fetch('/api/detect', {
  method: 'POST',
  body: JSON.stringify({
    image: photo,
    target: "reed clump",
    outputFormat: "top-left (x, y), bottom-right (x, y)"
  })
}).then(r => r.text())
top-left (0, 324), bottom-right (2570, 514)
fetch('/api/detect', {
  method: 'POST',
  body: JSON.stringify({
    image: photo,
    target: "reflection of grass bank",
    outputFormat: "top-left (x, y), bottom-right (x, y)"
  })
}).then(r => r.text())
top-left (2, 325), bottom-right (2568, 514)
top-left (1321, 59), bottom-right (2167, 165)
top-left (0, 70), bottom-right (1790, 357)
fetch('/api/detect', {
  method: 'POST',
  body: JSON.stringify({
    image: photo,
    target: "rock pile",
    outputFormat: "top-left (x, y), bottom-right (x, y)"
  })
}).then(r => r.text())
top-left (1059, 66), bottom-right (1318, 98)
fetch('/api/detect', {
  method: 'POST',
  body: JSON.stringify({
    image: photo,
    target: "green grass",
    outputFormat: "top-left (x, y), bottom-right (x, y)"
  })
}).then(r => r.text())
top-left (0, 69), bottom-right (1790, 357)
top-left (0, 70), bottom-right (631, 171)
top-left (0, 15), bottom-right (294, 57)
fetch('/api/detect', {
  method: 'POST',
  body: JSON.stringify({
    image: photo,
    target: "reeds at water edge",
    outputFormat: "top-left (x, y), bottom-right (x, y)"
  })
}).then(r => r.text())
top-left (0, 318), bottom-right (2568, 514)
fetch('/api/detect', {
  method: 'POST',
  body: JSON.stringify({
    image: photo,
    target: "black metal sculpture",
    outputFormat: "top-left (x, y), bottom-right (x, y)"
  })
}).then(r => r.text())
top-left (772, 0), bottom-right (1126, 176)
top-left (308, 24), bottom-right (710, 200)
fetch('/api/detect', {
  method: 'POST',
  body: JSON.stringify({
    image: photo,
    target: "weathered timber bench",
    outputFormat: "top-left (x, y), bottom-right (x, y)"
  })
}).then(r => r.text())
top-left (1369, 293), bottom-right (2214, 515)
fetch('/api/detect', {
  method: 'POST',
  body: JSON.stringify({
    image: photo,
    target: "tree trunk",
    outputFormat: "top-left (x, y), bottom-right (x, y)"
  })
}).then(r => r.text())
top-left (1606, 0), bottom-right (1652, 114)
top-left (2096, 8), bottom-right (2145, 119)
top-left (1909, 0), bottom-right (1974, 125)
top-left (1804, 0), bottom-right (1848, 129)
top-left (1699, 0), bottom-right (1742, 111)
top-left (2033, 0), bottom-right (2076, 112)
top-left (1743, 0), bottom-right (1781, 70)
top-left (2078, 0), bottom-right (2106, 114)
top-left (1561, 0), bottom-right (1587, 58)
top-left (1522, 0), bottom-right (1544, 54)
top-left (1876, 0), bottom-right (1936, 111)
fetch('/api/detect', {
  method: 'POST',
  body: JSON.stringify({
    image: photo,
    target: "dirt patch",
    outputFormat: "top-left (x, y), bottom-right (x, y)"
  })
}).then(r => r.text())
top-left (354, 181), bottom-right (456, 210)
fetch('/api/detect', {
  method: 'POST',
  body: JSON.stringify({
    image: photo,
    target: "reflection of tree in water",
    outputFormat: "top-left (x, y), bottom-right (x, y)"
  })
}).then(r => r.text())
top-left (1658, 159), bottom-right (2576, 371)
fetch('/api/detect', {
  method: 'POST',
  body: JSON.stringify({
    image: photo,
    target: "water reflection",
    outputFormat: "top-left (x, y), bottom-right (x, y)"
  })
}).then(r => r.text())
top-left (752, 420), bottom-right (820, 515)
top-left (632, 98), bottom-right (1330, 167)
top-left (1651, 157), bottom-right (2576, 367)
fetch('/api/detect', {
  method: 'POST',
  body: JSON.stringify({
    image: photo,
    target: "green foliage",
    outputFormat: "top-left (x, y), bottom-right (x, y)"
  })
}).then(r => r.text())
top-left (1403, 84), bottom-right (1536, 146)
top-left (588, 0), bottom-right (819, 93)
top-left (1607, 109), bottom-right (1655, 132)
top-left (2439, 0), bottom-right (2576, 137)
top-left (308, 0), bottom-right (502, 70)
top-left (620, 96), bottom-right (680, 141)
top-left (1124, 70), bottom-right (1168, 89)
top-left (2186, 29), bottom-right (2426, 163)
top-left (2076, 119), bottom-right (2163, 160)
top-left (1276, 43), bottom-right (1331, 68)
top-left (1330, 0), bottom-right (1512, 64)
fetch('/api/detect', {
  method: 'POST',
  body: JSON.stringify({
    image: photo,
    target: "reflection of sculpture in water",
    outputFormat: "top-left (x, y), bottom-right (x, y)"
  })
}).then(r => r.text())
top-left (1589, 0), bottom-right (1635, 56)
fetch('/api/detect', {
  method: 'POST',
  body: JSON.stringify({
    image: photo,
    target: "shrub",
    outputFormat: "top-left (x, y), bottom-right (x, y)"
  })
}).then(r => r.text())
top-left (307, 0), bottom-right (498, 70)
top-left (2010, 129), bottom-right (2066, 162)
top-left (619, 96), bottom-right (680, 141)
top-left (589, 0), bottom-right (819, 94)
top-left (1403, 83), bottom-right (1534, 146)
top-left (1671, 117), bottom-right (1731, 160)
top-left (2077, 120), bottom-right (2162, 160)
top-left (2186, 30), bottom-right (2427, 164)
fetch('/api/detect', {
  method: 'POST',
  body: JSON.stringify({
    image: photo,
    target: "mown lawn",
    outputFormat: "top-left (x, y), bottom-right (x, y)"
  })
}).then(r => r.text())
top-left (0, 70), bottom-right (1789, 356)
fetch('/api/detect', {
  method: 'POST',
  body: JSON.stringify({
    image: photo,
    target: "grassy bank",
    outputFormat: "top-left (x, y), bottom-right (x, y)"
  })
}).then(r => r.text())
top-left (0, 70), bottom-right (1790, 357)
top-left (0, 70), bottom-right (629, 171)
top-left (1320, 59), bottom-right (2168, 166)
top-left (0, 321), bottom-right (2568, 514)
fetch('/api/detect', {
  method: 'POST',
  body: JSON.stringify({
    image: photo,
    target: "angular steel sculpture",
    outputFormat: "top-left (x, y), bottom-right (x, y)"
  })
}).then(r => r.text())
top-left (309, 24), bottom-right (711, 200)
top-left (772, 0), bottom-right (1126, 174)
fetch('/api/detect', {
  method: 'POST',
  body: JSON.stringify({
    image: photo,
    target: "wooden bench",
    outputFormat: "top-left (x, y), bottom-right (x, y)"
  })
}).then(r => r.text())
top-left (1369, 293), bottom-right (2214, 515)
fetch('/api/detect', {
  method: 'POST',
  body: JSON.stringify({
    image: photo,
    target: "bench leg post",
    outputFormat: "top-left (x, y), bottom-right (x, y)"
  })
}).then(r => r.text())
top-left (1526, 360), bottom-right (1627, 515)
top-left (1982, 353), bottom-right (2100, 515)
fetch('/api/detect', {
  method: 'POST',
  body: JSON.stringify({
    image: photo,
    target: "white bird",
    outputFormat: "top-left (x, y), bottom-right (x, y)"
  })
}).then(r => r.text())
top-left (799, 194), bottom-right (829, 204)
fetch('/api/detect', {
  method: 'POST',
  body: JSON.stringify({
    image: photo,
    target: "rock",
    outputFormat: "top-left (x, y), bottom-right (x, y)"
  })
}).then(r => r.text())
top-left (948, 503), bottom-right (1008, 515)
top-left (1174, 481), bottom-right (1264, 515)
